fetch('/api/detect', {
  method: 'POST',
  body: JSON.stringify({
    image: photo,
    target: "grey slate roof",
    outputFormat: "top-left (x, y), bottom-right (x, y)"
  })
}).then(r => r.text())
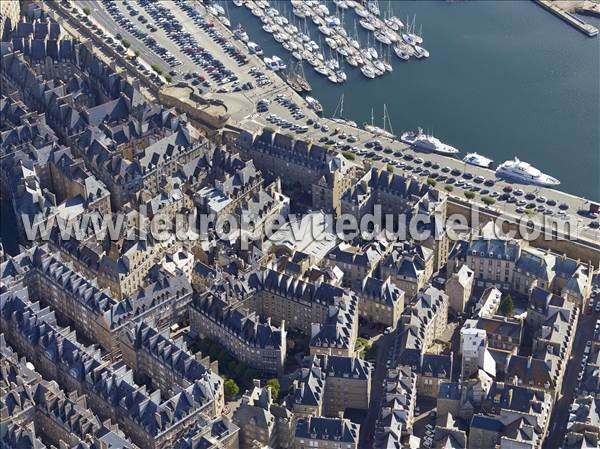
top-left (294, 416), bottom-right (359, 443)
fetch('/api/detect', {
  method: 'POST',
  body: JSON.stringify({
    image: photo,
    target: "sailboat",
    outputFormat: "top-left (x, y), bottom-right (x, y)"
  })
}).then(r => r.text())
top-left (332, 93), bottom-right (358, 127)
top-left (297, 61), bottom-right (312, 91)
top-left (364, 105), bottom-right (395, 138)
top-left (286, 60), bottom-right (304, 93)
top-left (383, 44), bottom-right (393, 72)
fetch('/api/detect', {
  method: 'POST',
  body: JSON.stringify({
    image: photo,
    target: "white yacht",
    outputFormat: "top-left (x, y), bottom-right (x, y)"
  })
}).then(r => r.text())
top-left (367, 0), bottom-right (380, 16)
top-left (305, 96), bottom-right (323, 113)
top-left (360, 18), bottom-right (376, 31)
top-left (247, 42), bottom-right (263, 56)
top-left (374, 30), bottom-right (392, 45)
top-left (463, 152), bottom-right (493, 168)
top-left (234, 25), bottom-right (249, 42)
top-left (394, 46), bottom-right (410, 60)
top-left (413, 45), bottom-right (430, 58)
top-left (354, 6), bottom-right (370, 18)
top-left (233, 0), bottom-right (244, 6)
top-left (496, 158), bottom-right (560, 186)
top-left (361, 65), bottom-right (376, 79)
top-left (385, 16), bottom-right (404, 30)
top-left (365, 125), bottom-right (395, 139)
top-left (401, 128), bottom-right (460, 155)
top-left (272, 56), bottom-right (286, 71)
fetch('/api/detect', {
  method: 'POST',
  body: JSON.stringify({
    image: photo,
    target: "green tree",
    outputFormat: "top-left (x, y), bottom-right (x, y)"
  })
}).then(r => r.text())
top-left (426, 178), bottom-right (437, 187)
top-left (82, 7), bottom-right (91, 15)
top-left (499, 294), bottom-right (514, 317)
top-left (464, 191), bottom-right (475, 199)
top-left (444, 185), bottom-right (454, 192)
top-left (342, 151), bottom-right (355, 160)
top-left (387, 164), bottom-right (394, 172)
top-left (223, 379), bottom-right (239, 398)
top-left (481, 196), bottom-right (496, 206)
top-left (267, 378), bottom-right (281, 400)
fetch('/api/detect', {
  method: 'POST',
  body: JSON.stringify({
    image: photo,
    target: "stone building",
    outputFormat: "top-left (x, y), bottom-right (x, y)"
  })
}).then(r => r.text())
top-left (233, 380), bottom-right (294, 449)
top-left (445, 265), bottom-right (474, 315)
top-left (294, 416), bottom-right (359, 449)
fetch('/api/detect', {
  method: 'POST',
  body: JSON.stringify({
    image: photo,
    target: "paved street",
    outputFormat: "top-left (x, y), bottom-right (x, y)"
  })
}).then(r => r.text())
top-left (359, 331), bottom-right (393, 447)
top-left (544, 306), bottom-right (598, 448)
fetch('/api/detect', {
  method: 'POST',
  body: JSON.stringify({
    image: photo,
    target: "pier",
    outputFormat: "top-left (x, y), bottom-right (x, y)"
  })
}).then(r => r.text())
top-left (534, 0), bottom-right (599, 37)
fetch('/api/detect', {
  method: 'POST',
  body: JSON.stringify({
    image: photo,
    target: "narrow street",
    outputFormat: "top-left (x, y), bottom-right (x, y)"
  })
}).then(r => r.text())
top-left (543, 309), bottom-right (597, 448)
top-left (359, 332), bottom-right (393, 447)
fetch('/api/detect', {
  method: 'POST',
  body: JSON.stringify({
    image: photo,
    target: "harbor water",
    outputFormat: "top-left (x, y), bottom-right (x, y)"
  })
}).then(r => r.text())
top-left (228, 0), bottom-right (600, 200)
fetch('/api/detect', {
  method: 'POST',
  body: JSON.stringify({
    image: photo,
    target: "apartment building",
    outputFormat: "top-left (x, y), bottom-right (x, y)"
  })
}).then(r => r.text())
top-left (292, 355), bottom-right (372, 419)
top-left (294, 416), bottom-right (359, 449)
top-left (233, 380), bottom-right (294, 449)
top-left (380, 241), bottom-right (434, 300)
top-left (0, 289), bottom-right (224, 449)
top-left (189, 291), bottom-right (287, 373)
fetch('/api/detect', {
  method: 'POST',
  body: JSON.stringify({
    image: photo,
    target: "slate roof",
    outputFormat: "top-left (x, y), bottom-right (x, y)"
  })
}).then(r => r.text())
top-left (295, 416), bottom-right (359, 443)
top-left (126, 322), bottom-right (214, 386)
top-left (191, 293), bottom-right (284, 350)
top-left (310, 295), bottom-right (358, 351)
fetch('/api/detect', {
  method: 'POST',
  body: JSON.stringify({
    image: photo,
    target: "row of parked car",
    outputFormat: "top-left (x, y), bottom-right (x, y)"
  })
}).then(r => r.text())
top-left (101, 0), bottom-right (180, 68)
top-left (248, 66), bottom-right (272, 87)
top-left (176, 0), bottom-right (249, 66)
top-left (274, 94), bottom-right (306, 121)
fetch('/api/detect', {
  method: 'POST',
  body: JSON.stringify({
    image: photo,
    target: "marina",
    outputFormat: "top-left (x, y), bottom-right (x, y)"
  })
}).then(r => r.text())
top-left (226, 0), bottom-right (599, 201)
top-left (231, 0), bottom-right (429, 84)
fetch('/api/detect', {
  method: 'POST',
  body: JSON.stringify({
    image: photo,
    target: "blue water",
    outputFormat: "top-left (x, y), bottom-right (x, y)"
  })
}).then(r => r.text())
top-left (228, 0), bottom-right (600, 200)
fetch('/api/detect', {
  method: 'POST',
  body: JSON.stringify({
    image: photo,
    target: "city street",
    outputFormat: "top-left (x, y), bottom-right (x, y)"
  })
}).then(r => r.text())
top-left (544, 305), bottom-right (598, 448)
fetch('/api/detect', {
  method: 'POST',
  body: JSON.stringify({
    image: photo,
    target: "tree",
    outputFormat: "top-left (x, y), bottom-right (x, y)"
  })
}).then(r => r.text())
top-left (426, 178), bottom-right (437, 187)
top-left (267, 378), bottom-right (280, 400)
top-left (464, 191), bottom-right (475, 199)
top-left (387, 164), bottom-right (394, 172)
top-left (223, 379), bottom-right (239, 398)
top-left (356, 337), bottom-right (372, 358)
top-left (481, 196), bottom-right (496, 206)
top-left (499, 294), bottom-right (514, 317)
top-left (444, 185), bottom-right (454, 192)
top-left (82, 7), bottom-right (91, 15)
top-left (342, 151), bottom-right (355, 160)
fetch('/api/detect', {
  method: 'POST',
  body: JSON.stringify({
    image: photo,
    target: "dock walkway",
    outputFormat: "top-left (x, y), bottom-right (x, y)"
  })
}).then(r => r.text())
top-left (534, 0), bottom-right (599, 37)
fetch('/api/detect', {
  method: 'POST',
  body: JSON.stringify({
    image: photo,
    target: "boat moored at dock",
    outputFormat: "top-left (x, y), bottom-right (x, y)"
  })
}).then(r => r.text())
top-left (463, 152), bottom-right (494, 168)
top-left (496, 158), bottom-right (561, 186)
top-left (401, 128), bottom-right (460, 155)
